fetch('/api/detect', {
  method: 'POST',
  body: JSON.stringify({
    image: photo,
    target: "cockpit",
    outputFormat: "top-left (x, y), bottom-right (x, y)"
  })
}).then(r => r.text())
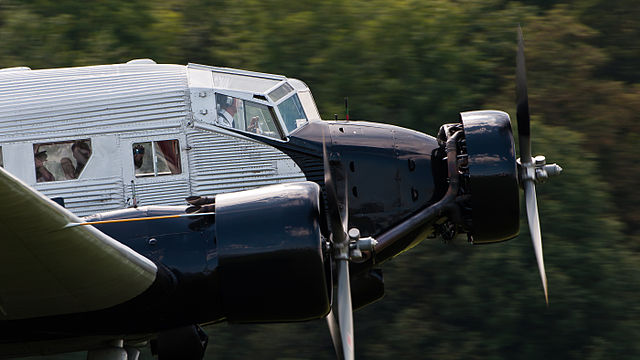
top-left (187, 64), bottom-right (321, 140)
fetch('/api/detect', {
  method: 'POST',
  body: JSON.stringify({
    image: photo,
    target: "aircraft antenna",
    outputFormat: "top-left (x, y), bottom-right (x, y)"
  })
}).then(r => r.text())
top-left (344, 97), bottom-right (349, 120)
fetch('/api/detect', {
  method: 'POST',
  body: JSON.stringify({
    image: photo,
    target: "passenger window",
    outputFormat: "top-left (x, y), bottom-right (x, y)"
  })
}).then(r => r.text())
top-left (133, 140), bottom-right (181, 177)
top-left (278, 94), bottom-right (308, 133)
top-left (215, 93), bottom-right (283, 139)
top-left (33, 140), bottom-right (92, 182)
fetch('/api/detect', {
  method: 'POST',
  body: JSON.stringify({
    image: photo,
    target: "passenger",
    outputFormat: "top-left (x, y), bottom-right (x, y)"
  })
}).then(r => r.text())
top-left (133, 144), bottom-right (145, 169)
top-left (60, 141), bottom-right (92, 179)
top-left (34, 151), bottom-right (55, 182)
top-left (71, 141), bottom-right (91, 176)
top-left (133, 144), bottom-right (155, 175)
top-left (61, 157), bottom-right (76, 180)
top-left (216, 94), bottom-right (238, 128)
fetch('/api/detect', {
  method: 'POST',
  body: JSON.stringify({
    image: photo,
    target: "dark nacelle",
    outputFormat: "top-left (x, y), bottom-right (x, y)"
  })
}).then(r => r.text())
top-left (460, 111), bottom-right (520, 243)
top-left (215, 181), bottom-right (330, 322)
top-left (240, 120), bottom-right (443, 241)
top-left (327, 121), bottom-right (441, 237)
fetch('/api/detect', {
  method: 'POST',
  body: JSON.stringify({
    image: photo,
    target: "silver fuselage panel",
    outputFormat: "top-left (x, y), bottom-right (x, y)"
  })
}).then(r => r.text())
top-left (0, 62), bottom-right (320, 216)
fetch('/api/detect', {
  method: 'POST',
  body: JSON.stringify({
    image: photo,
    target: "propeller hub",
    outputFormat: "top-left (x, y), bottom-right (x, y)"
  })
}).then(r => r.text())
top-left (518, 156), bottom-right (563, 184)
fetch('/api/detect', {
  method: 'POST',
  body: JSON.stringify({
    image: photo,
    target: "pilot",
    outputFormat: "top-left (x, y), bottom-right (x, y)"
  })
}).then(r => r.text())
top-left (34, 151), bottom-right (55, 182)
top-left (247, 116), bottom-right (262, 134)
top-left (216, 94), bottom-right (238, 128)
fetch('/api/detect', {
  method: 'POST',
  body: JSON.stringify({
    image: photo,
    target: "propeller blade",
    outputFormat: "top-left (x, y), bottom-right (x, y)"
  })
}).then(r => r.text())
top-left (342, 175), bottom-right (349, 232)
top-left (516, 25), bottom-right (532, 163)
top-left (322, 131), bottom-right (347, 244)
top-left (322, 129), bottom-right (354, 358)
top-left (523, 179), bottom-right (548, 304)
top-left (326, 309), bottom-right (345, 360)
top-left (336, 259), bottom-right (354, 360)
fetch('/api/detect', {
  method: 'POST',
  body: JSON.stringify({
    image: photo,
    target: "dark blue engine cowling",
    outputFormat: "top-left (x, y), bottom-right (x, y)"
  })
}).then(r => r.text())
top-left (327, 121), bottom-right (441, 238)
top-left (460, 111), bottom-right (520, 243)
top-left (215, 181), bottom-right (330, 322)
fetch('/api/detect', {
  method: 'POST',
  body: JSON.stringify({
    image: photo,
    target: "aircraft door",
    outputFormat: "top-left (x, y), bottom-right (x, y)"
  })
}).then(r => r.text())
top-left (123, 134), bottom-right (191, 208)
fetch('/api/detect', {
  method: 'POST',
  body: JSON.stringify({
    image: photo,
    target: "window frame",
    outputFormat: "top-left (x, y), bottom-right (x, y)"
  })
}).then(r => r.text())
top-left (275, 93), bottom-right (309, 134)
top-left (214, 91), bottom-right (287, 141)
top-left (132, 139), bottom-right (182, 178)
top-left (32, 139), bottom-right (93, 183)
top-left (242, 99), bottom-right (286, 140)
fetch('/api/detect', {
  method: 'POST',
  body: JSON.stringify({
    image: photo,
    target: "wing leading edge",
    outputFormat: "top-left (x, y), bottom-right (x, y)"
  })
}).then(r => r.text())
top-left (0, 167), bottom-right (157, 320)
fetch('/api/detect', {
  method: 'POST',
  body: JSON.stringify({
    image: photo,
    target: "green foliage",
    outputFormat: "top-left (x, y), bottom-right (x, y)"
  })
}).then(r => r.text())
top-left (0, 0), bottom-right (164, 67)
top-left (1, 0), bottom-right (639, 359)
top-left (575, 0), bottom-right (640, 83)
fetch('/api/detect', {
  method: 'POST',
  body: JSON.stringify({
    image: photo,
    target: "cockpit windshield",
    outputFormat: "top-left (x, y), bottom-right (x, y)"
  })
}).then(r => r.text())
top-left (215, 93), bottom-right (284, 140)
top-left (278, 94), bottom-right (308, 133)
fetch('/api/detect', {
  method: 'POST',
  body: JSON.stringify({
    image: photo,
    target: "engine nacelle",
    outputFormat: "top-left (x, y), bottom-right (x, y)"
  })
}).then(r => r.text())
top-left (215, 182), bottom-right (330, 322)
top-left (460, 111), bottom-right (520, 243)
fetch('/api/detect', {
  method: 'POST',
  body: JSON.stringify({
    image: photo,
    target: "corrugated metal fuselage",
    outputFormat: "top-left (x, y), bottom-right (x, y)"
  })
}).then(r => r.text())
top-left (0, 63), bottom-right (307, 217)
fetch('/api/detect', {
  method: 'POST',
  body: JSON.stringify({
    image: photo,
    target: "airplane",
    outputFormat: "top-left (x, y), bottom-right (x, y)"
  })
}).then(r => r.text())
top-left (0, 28), bottom-right (561, 359)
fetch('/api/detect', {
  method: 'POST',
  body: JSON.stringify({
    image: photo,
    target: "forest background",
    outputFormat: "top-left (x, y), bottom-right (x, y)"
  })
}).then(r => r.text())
top-left (1, 0), bottom-right (639, 359)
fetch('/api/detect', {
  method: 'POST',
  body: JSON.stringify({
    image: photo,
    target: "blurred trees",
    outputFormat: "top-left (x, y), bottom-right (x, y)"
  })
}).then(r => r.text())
top-left (0, 0), bottom-right (161, 67)
top-left (1, 0), bottom-right (639, 359)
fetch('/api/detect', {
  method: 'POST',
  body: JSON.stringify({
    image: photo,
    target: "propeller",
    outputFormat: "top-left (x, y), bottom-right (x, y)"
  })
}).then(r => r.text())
top-left (323, 132), bottom-right (353, 360)
top-left (322, 132), bottom-right (376, 360)
top-left (515, 25), bottom-right (562, 305)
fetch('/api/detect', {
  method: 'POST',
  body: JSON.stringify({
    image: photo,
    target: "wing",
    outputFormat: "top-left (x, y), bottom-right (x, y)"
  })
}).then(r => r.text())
top-left (0, 167), bottom-right (157, 320)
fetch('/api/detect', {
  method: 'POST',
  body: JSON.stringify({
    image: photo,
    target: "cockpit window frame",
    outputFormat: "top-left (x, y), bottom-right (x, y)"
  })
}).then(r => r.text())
top-left (274, 93), bottom-right (309, 134)
top-left (268, 83), bottom-right (294, 103)
top-left (213, 90), bottom-right (288, 141)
